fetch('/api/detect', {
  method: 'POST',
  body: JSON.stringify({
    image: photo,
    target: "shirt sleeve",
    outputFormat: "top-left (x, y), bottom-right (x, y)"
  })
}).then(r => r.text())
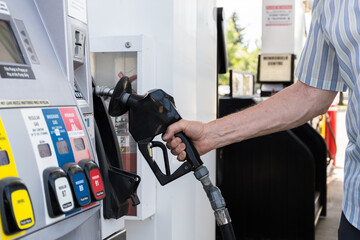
top-left (295, 2), bottom-right (347, 92)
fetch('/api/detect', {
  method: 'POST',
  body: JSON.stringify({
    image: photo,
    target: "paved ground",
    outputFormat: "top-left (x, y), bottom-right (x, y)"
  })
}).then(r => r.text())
top-left (315, 108), bottom-right (347, 240)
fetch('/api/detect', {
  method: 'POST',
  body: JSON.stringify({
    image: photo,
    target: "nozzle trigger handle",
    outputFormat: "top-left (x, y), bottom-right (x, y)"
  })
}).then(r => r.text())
top-left (174, 133), bottom-right (203, 169)
top-left (138, 139), bottom-right (193, 186)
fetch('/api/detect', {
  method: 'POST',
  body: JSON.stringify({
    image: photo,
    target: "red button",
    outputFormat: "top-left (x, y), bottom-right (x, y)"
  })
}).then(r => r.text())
top-left (89, 169), bottom-right (105, 200)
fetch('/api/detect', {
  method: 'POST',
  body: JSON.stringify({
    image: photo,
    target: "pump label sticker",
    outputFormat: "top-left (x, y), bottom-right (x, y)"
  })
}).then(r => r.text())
top-left (0, 99), bottom-right (50, 108)
top-left (0, 65), bottom-right (35, 79)
top-left (21, 109), bottom-right (58, 168)
top-left (21, 109), bottom-right (66, 224)
top-left (68, 0), bottom-right (87, 24)
top-left (0, 2), bottom-right (10, 15)
top-left (42, 108), bottom-right (75, 167)
top-left (59, 108), bottom-right (90, 162)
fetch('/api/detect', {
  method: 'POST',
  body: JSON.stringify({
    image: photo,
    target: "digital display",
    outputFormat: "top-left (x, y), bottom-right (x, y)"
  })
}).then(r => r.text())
top-left (38, 143), bottom-right (52, 158)
top-left (0, 20), bottom-right (25, 64)
top-left (0, 150), bottom-right (10, 166)
top-left (56, 141), bottom-right (70, 155)
top-left (74, 138), bottom-right (85, 151)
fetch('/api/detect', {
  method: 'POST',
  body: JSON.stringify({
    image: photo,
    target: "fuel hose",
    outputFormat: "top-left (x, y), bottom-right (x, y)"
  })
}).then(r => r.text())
top-left (194, 166), bottom-right (236, 240)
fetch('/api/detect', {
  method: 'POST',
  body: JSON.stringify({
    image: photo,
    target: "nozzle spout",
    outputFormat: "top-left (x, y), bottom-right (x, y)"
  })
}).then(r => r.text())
top-left (95, 86), bottom-right (114, 97)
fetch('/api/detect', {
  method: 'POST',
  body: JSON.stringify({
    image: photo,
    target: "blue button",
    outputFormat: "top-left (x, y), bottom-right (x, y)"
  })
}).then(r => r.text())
top-left (72, 172), bottom-right (90, 206)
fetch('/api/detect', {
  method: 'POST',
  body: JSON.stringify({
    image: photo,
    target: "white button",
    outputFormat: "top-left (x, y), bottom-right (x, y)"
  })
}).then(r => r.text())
top-left (54, 177), bottom-right (74, 213)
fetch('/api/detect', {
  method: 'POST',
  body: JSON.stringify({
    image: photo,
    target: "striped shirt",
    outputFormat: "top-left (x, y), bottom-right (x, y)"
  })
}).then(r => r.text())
top-left (295, 0), bottom-right (360, 229)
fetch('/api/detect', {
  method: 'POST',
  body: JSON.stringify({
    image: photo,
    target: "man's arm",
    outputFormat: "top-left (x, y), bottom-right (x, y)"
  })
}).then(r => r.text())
top-left (162, 81), bottom-right (337, 160)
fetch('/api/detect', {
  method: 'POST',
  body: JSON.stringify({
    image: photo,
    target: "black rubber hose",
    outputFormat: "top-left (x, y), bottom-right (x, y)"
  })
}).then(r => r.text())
top-left (219, 223), bottom-right (236, 240)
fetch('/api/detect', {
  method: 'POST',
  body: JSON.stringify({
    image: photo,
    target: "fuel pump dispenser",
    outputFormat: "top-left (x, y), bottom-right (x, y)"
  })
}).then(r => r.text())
top-left (96, 77), bottom-right (236, 240)
top-left (35, 0), bottom-right (141, 239)
top-left (0, 0), bottom-right (141, 239)
top-left (0, 0), bottom-right (105, 239)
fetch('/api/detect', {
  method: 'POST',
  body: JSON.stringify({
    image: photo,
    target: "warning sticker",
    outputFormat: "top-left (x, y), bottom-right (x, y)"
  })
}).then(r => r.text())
top-left (265, 5), bottom-right (293, 26)
top-left (0, 65), bottom-right (35, 79)
top-left (0, 99), bottom-right (50, 108)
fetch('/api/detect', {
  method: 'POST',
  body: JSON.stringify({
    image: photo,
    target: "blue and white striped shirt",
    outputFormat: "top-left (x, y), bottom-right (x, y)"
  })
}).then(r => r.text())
top-left (295, 0), bottom-right (360, 229)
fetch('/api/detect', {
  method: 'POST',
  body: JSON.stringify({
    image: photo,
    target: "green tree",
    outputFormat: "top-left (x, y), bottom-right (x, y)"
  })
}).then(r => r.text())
top-left (219, 13), bottom-right (260, 86)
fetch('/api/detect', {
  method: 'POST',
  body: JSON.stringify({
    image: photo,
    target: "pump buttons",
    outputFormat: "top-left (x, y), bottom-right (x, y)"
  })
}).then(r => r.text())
top-left (0, 177), bottom-right (35, 235)
top-left (62, 163), bottom-right (91, 207)
top-left (43, 167), bottom-right (75, 217)
top-left (78, 159), bottom-right (105, 201)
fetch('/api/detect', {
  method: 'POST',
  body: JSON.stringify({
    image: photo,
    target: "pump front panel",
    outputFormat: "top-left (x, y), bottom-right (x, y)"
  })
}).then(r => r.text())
top-left (0, 0), bottom-right (102, 239)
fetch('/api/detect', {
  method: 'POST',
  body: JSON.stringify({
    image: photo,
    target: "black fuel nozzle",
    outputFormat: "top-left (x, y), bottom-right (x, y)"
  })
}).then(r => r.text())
top-left (96, 76), bottom-right (235, 239)
top-left (96, 76), bottom-right (203, 185)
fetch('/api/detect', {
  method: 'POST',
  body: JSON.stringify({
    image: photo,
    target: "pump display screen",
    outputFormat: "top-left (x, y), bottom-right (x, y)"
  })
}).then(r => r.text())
top-left (74, 138), bottom-right (85, 151)
top-left (56, 141), bottom-right (70, 155)
top-left (0, 20), bottom-right (25, 64)
top-left (0, 150), bottom-right (10, 166)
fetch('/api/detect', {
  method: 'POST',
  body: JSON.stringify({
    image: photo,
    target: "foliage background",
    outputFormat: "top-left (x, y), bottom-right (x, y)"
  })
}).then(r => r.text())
top-left (219, 13), bottom-right (261, 86)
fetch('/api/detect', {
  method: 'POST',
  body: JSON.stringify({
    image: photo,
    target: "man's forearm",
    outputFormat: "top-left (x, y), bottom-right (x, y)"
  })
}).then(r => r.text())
top-left (206, 81), bottom-right (337, 149)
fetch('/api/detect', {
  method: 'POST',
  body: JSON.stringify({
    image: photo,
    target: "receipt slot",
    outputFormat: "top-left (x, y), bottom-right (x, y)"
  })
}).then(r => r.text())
top-left (43, 167), bottom-right (75, 217)
top-left (78, 159), bottom-right (105, 201)
top-left (0, 177), bottom-right (35, 235)
top-left (62, 163), bottom-right (91, 207)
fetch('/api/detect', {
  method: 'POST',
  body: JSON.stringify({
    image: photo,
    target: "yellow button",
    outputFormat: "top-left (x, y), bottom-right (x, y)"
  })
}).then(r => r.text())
top-left (11, 189), bottom-right (34, 230)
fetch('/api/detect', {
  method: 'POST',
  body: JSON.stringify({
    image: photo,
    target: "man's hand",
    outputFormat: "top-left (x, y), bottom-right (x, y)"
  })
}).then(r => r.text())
top-left (162, 119), bottom-right (212, 161)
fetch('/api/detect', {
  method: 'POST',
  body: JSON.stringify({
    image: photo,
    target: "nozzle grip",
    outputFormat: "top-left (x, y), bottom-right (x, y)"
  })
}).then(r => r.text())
top-left (175, 132), bottom-right (203, 169)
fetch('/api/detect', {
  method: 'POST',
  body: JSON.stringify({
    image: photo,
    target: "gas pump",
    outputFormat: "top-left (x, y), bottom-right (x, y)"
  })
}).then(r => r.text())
top-left (0, 0), bottom-right (142, 239)
top-left (0, 0), bottom-right (105, 239)
top-left (35, 0), bottom-right (141, 239)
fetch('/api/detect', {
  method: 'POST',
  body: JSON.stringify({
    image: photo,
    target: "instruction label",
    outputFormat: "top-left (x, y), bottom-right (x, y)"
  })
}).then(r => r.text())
top-left (21, 108), bottom-right (62, 224)
top-left (0, 1), bottom-right (10, 15)
top-left (0, 99), bottom-right (50, 108)
top-left (59, 108), bottom-right (90, 162)
top-left (68, 0), bottom-right (87, 24)
top-left (0, 65), bottom-right (35, 79)
top-left (42, 108), bottom-right (75, 167)
top-left (265, 5), bottom-right (293, 26)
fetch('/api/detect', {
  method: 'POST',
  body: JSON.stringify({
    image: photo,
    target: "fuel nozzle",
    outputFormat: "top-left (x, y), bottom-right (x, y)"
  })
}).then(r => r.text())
top-left (100, 77), bottom-right (182, 143)
top-left (96, 76), bottom-right (236, 239)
